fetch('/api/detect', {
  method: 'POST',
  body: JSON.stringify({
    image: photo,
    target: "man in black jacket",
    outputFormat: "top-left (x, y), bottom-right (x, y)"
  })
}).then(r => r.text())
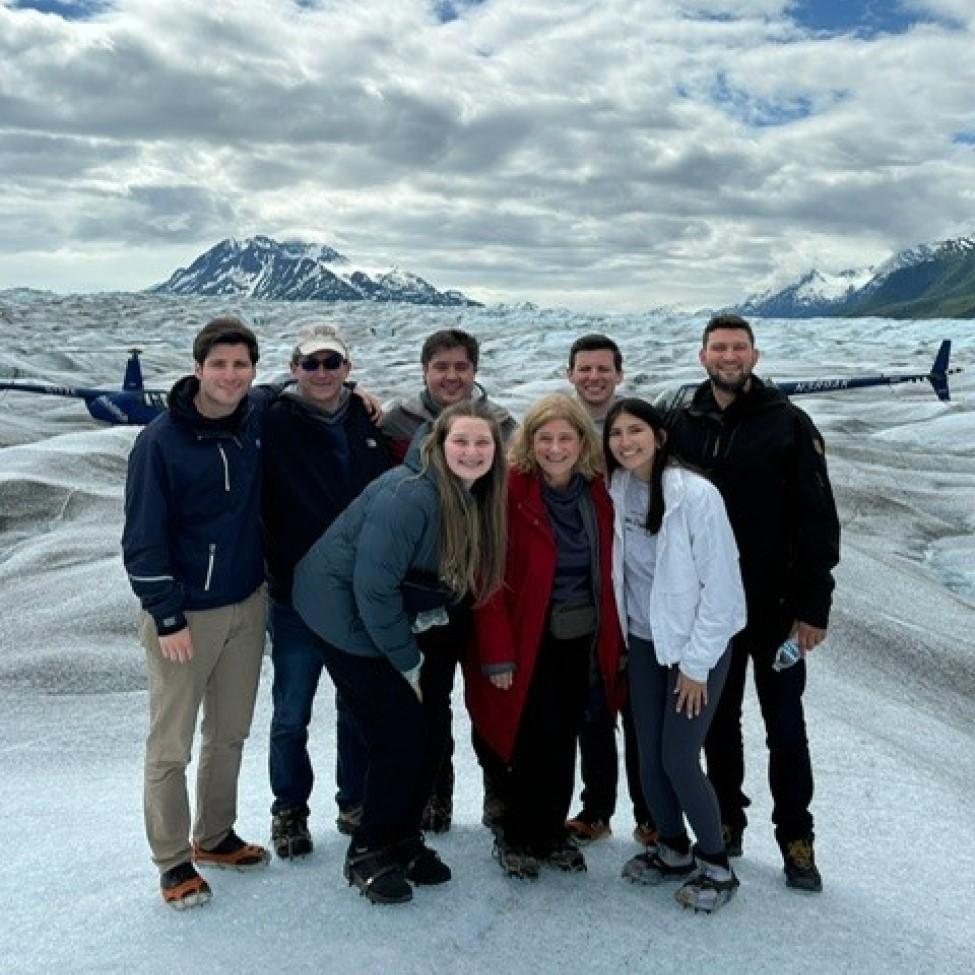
top-left (262, 324), bottom-right (391, 859)
top-left (667, 314), bottom-right (840, 893)
top-left (123, 317), bottom-right (272, 909)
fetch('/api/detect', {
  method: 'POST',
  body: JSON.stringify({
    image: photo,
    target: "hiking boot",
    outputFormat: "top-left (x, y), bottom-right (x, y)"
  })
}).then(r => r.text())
top-left (632, 822), bottom-right (659, 847)
top-left (493, 837), bottom-right (540, 880)
top-left (271, 808), bottom-right (313, 860)
top-left (392, 835), bottom-right (452, 885)
top-left (336, 804), bottom-right (363, 836)
top-left (343, 845), bottom-right (413, 904)
top-left (722, 823), bottom-right (744, 858)
top-left (192, 830), bottom-right (270, 871)
top-left (420, 793), bottom-right (452, 834)
top-left (160, 862), bottom-right (212, 910)
top-left (481, 778), bottom-right (506, 833)
top-left (565, 810), bottom-right (611, 843)
top-left (675, 860), bottom-right (740, 913)
top-left (540, 836), bottom-right (587, 873)
top-left (782, 837), bottom-right (823, 892)
top-left (621, 843), bottom-right (695, 885)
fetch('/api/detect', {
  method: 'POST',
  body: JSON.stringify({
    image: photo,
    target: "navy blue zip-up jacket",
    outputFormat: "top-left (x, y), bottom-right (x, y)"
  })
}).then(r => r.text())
top-left (122, 376), bottom-right (271, 635)
top-left (261, 391), bottom-right (392, 606)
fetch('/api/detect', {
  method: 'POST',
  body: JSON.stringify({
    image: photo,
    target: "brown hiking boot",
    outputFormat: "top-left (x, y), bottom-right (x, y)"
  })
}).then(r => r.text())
top-left (565, 811), bottom-right (611, 842)
top-left (782, 837), bottom-right (823, 892)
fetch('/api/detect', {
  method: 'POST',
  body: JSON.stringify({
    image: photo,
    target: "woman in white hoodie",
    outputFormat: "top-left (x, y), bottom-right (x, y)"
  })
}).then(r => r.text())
top-left (604, 398), bottom-right (746, 913)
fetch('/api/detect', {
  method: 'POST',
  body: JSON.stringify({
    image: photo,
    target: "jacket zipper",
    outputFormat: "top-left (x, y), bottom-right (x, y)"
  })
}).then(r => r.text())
top-left (204, 543), bottom-right (216, 591)
top-left (217, 445), bottom-right (230, 491)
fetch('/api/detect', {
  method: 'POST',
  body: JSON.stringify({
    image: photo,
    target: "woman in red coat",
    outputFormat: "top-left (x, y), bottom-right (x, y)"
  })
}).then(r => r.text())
top-left (465, 393), bottom-right (624, 879)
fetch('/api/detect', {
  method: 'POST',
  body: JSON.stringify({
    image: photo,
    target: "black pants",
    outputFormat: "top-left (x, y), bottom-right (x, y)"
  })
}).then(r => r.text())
top-left (418, 611), bottom-right (469, 806)
top-left (577, 686), bottom-right (652, 824)
top-left (503, 630), bottom-right (592, 850)
top-left (320, 640), bottom-right (448, 851)
top-left (704, 614), bottom-right (814, 847)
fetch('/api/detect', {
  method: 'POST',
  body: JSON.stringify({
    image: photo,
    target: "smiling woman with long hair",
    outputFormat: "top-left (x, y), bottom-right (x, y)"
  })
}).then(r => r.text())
top-left (292, 401), bottom-right (506, 905)
top-left (604, 397), bottom-right (746, 913)
top-left (465, 393), bottom-right (624, 879)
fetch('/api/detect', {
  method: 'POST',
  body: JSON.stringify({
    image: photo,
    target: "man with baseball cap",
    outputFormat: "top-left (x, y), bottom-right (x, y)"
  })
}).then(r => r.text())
top-left (262, 324), bottom-right (391, 859)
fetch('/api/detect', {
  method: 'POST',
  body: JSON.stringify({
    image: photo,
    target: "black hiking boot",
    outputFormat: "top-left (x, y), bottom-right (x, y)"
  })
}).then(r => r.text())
top-left (336, 804), bottom-right (363, 836)
top-left (160, 862), bottom-right (211, 910)
top-left (722, 823), bottom-right (744, 858)
top-left (421, 761), bottom-right (454, 833)
top-left (391, 835), bottom-right (452, 885)
top-left (271, 808), bottom-right (313, 860)
top-left (782, 837), bottom-right (823, 892)
top-left (493, 837), bottom-right (540, 880)
top-left (540, 835), bottom-right (587, 872)
top-left (343, 845), bottom-right (413, 904)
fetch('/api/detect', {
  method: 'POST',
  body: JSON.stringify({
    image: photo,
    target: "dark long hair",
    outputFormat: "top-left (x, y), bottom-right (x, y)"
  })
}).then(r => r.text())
top-left (603, 398), bottom-right (672, 534)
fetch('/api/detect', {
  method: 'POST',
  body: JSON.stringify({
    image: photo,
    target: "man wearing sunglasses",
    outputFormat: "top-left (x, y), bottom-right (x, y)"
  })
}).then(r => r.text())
top-left (262, 324), bottom-right (391, 861)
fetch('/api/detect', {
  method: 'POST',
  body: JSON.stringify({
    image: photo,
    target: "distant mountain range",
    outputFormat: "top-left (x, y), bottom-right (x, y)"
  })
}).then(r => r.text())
top-left (733, 234), bottom-right (975, 318)
top-left (152, 236), bottom-right (481, 306)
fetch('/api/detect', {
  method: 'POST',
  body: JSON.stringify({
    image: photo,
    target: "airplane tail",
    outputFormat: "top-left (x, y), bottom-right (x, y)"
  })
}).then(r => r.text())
top-left (929, 340), bottom-right (951, 402)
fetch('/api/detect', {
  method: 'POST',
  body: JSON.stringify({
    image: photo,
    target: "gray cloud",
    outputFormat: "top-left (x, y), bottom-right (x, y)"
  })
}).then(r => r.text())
top-left (1, 0), bottom-right (974, 309)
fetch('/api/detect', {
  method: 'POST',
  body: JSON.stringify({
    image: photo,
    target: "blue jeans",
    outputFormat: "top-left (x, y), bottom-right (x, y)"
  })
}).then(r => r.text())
top-left (268, 600), bottom-right (366, 816)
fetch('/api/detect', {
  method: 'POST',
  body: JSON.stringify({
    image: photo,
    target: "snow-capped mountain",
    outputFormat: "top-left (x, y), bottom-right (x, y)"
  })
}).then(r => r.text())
top-left (734, 234), bottom-right (975, 319)
top-left (736, 267), bottom-right (875, 318)
top-left (152, 236), bottom-right (481, 306)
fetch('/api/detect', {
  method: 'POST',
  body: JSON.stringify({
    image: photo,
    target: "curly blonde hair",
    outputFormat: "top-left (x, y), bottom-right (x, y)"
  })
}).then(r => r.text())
top-left (508, 393), bottom-right (605, 481)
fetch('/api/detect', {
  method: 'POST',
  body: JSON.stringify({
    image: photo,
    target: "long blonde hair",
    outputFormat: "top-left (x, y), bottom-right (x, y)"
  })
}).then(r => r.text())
top-left (420, 401), bottom-right (507, 604)
top-left (508, 393), bottom-right (605, 481)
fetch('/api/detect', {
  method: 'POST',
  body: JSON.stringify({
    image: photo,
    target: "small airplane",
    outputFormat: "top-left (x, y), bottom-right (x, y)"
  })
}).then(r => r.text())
top-left (0, 340), bottom-right (962, 427)
top-left (657, 339), bottom-right (959, 414)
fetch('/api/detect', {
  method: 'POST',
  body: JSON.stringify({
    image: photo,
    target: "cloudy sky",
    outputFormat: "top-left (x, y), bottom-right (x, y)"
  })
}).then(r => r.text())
top-left (1, 0), bottom-right (974, 310)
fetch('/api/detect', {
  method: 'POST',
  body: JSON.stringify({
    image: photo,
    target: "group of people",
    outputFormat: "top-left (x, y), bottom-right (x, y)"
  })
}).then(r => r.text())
top-left (122, 313), bottom-right (840, 915)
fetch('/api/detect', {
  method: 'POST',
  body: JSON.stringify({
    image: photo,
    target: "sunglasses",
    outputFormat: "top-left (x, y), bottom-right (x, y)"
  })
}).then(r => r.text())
top-left (298, 352), bottom-right (346, 372)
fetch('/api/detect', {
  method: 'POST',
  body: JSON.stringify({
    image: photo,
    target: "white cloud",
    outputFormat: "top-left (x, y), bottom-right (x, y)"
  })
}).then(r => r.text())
top-left (1, 0), bottom-right (973, 310)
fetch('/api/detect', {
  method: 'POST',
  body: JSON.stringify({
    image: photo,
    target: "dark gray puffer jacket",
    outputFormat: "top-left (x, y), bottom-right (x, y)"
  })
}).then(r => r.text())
top-left (292, 455), bottom-right (447, 673)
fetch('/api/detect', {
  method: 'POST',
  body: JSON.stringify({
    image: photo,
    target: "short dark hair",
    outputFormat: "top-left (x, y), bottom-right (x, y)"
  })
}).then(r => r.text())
top-left (568, 333), bottom-right (622, 371)
top-left (193, 316), bottom-right (260, 366)
top-left (421, 329), bottom-right (479, 370)
top-left (702, 314), bottom-right (754, 348)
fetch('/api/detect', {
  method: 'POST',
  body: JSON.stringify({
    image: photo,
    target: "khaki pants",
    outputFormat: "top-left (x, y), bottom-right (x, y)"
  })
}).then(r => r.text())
top-left (141, 586), bottom-right (266, 873)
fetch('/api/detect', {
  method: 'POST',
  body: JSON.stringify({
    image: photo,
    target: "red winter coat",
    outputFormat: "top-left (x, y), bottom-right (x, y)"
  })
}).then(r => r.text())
top-left (464, 467), bottom-right (625, 764)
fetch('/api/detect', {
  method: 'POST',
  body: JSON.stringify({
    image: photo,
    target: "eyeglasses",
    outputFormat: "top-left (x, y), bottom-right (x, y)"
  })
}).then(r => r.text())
top-left (298, 353), bottom-right (346, 372)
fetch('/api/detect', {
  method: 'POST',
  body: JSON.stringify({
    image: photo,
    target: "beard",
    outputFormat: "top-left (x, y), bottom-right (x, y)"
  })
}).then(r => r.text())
top-left (705, 364), bottom-right (752, 396)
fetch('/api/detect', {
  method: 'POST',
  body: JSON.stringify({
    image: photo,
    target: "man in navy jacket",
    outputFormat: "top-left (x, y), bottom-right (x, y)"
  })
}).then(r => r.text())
top-left (123, 316), bottom-right (272, 910)
top-left (262, 324), bottom-right (391, 858)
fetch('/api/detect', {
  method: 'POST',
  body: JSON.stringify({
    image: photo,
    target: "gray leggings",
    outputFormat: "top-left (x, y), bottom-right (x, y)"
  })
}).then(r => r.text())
top-left (628, 635), bottom-right (730, 857)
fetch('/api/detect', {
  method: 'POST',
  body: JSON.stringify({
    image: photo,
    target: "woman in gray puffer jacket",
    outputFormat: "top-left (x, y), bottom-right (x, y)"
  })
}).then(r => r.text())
top-left (293, 400), bottom-right (507, 904)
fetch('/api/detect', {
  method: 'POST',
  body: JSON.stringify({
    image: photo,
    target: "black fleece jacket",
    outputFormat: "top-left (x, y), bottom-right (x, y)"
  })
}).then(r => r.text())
top-left (667, 376), bottom-right (840, 629)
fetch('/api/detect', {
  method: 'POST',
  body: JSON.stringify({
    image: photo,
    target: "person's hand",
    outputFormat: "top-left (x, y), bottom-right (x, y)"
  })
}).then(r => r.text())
top-left (353, 387), bottom-right (383, 423)
top-left (159, 627), bottom-right (193, 664)
top-left (793, 621), bottom-right (827, 654)
top-left (674, 672), bottom-right (707, 718)
top-left (489, 672), bottom-right (513, 691)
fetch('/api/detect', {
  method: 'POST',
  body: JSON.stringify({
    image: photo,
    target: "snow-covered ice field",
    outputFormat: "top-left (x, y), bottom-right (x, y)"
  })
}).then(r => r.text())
top-left (1, 292), bottom-right (973, 975)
